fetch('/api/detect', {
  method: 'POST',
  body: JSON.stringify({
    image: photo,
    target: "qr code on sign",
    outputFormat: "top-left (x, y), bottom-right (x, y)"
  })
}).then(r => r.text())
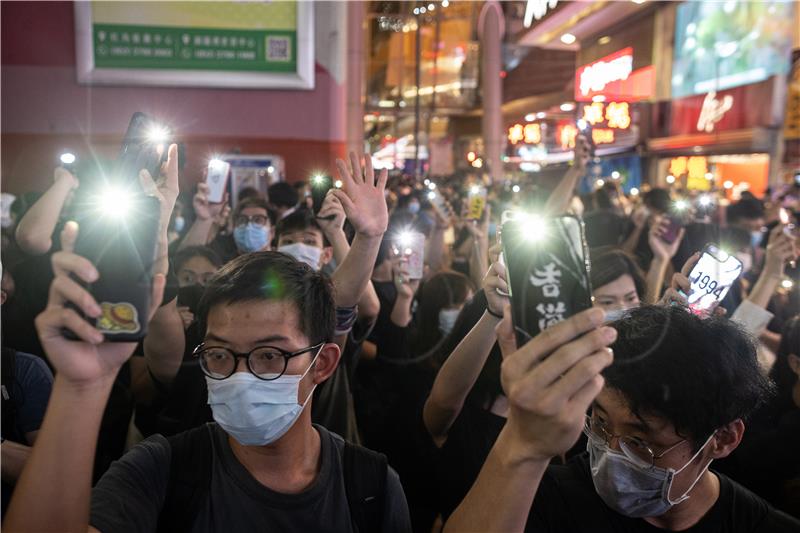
top-left (266, 36), bottom-right (291, 62)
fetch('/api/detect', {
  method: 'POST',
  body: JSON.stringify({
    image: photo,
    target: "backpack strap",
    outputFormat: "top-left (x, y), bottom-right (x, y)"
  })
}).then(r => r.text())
top-left (343, 441), bottom-right (388, 533)
top-left (157, 423), bottom-right (215, 533)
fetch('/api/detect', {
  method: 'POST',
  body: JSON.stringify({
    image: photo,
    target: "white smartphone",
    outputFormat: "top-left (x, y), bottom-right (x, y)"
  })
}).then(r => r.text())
top-left (684, 244), bottom-right (743, 317)
top-left (206, 159), bottom-right (231, 204)
top-left (394, 231), bottom-right (425, 280)
top-left (467, 185), bottom-right (487, 221)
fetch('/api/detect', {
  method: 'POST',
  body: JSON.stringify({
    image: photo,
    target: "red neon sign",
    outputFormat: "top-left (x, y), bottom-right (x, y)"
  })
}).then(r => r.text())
top-left (574, 47), bottom-right (654, 102)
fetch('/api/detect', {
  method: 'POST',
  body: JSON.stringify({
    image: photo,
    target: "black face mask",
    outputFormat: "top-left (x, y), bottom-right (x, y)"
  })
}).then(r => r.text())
top-left (177, 284), bottom-right (205, 314)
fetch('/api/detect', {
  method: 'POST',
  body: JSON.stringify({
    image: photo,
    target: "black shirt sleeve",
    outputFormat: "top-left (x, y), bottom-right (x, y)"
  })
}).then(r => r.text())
top-left (381, 466), bottom-right (413, 533)
top-left (90, 434), bottom-right (171, 533)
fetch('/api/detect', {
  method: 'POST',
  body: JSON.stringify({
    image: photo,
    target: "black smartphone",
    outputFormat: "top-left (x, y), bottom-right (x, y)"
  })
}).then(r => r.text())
top-left (311, 174), bottom-right (333, 215)
top-left (501, 214), bottom-right (593, 346)
top-left (177, 284), bottom-right (205, 314)
top-left (65, 193), bottom-right (162, 342)
top-left (660, 215), bottom-right (684, 244)
top-left (115, 112), bottom-right (170, 185)
top-left (577, 119), bottom-right (595, 158)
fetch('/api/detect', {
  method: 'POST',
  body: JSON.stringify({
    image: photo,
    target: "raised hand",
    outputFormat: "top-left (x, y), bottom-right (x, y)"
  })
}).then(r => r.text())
top-left (500, 307), bottom-right (614, 461)
top-left (333, 152), bottom-right (389, 238)
top-left (317, 191), bottom-right (347, 238)
top-left (573, 134), bottom-right (591, 173)
top-left (191, 182), bottom-right (228, 222)
top-left (392, 255), bottom-right (420, 299)
top-left (34, 222), bottom-right (166, 387)
top-left (139, 143), bottom-right (180, 232)
top-left (483, 256), bottom-right (509, 317)
top-left (764, 224), bottom-right (798, 278)
top-left (658, 252), bottom-right (699, 307)
top-left (649, 214), bottom-right (684, 261)
top-left (54, 167), bottom-right (79, 191)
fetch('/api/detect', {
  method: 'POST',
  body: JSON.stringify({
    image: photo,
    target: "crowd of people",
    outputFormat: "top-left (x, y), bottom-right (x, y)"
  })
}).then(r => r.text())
top-left (1, 134), bottom-right (799, 532)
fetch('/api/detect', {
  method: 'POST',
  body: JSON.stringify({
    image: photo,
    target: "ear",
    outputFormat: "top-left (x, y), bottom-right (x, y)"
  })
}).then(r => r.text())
top-left (312, 342), bottom-right (341, 384)
top-left (320, 246), bottom-right (334, 266)
top-left (788, 354), bottom-right (800, 377)
top-left (707, 419), bottom-right (745, 460)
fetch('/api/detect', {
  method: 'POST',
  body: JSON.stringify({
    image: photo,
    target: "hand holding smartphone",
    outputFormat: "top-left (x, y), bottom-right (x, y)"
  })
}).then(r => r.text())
top-left (467, 185), bottom-right (487, 221)
top-left (311, 175), bottom-right (334, 216)
top-left (205, 159), bottom-right (231, 204)
top-left (393, 231), bottom-right (425, 280)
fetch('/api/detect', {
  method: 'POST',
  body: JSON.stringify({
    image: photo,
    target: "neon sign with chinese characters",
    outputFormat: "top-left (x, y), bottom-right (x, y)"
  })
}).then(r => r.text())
top-left (563, 100), bottom-right (633, 149)
top-left (574, 47), bottom-right (655, 102)
top-left (524, 0), bottom-right (558, 27)
top-left (508, 123), bottom-right (542, 145)
top-left (696, 91), bottom-right (734, 133)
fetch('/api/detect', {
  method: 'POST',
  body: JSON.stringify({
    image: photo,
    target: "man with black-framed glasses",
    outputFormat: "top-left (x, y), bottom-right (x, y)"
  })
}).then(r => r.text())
top-left (444, 305), bottom-right (799, 532)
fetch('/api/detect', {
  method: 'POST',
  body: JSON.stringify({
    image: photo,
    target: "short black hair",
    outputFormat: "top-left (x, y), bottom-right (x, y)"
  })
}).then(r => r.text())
top-left (274, 208), bottom-right (328, 246)
top-left (267, 181), bottom-right (299, 209)
top-left (234, 197), bottom-right (270, 220)
top-left (643, 188), bottom-right (671, 214)
top-left (604, 305), bottom-right (774, 449)
top-left (237, 186), bottom-right (262, 202)
top-left (196, 251), bottom-right (335, 344)
top-left (726, 198), bottom-right (765, 224)
top-left (590, 247), bottom-right (646, 298)
top-left (173, 246), bottom-right (223, 273)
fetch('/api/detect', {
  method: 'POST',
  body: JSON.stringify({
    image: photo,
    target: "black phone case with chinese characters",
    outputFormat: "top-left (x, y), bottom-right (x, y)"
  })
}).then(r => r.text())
top-left (502, 215), bottom-right (593, 347)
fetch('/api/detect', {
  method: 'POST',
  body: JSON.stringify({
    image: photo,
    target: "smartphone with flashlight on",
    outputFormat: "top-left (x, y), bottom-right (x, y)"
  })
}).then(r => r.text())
top-left (116, 112), bottom-right (171, 184)
top-left (467, 185), bottom-right (487, 221)
top-left (206, 158), bottom-right (231, 204)
top-left (66, 191), bottom-right (162, 342)
top-left (502, 214), bottom-right (593, 345)
top-left (576, 119), bottom-right (595, 158)
top-left (311, 174), bottom-right (334, 215)
top-left (427, 190), bottom-right (450, 218)
top-left (392, 231), bottom-right (425, 280)
top-left (682, 244), bottom-right (743, 317)
top-left (660, 215), bottom-right (684, 245)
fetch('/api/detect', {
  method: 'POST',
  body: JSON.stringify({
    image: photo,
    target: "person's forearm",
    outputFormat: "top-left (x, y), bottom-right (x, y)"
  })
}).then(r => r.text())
top-left (443, 426), bottom-right (547, 533)
top-left (645, 257), bottom-right (670, 304)
top-left (390, 293), bottom-right (414, 327)
top-left (544, 167), bottom-right (580, 216)
top-left (425, 227), bottom-right (446, 275)
top-left (4, 375), bottom-right (114, 532)
top-left (143, 298), bottom-right (185, 386)
top-left (177, 218), bottom-right (214, 251)
top-left (424, 311), bottom-right (500, 441)
top-left (469, 238), bottom-right (488, 289)
top-left (747, 268), bottom-right (782, 309)
top-left (15, 179), bottom-right (74, 255)
top-left (357, 282), bottom-right (380, 320)
top-left (622, 225), bottom-right (644, 253)
top-left (331, 232), bottom-right (383, 308)
top-left (325, 229), bottom-right (350, 265)
top-left (1, 441), bottom-right (32, 484)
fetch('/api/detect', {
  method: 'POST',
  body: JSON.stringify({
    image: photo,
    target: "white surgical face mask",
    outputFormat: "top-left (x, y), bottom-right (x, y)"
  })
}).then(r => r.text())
top-left (438, 308), bottom-right (460, 336)
top-left (206, 348), bottom-right (320, 446)
top-left (279, 242), bottom-right (323, 270)
top-left (588, 431), bottom-right (715, 518)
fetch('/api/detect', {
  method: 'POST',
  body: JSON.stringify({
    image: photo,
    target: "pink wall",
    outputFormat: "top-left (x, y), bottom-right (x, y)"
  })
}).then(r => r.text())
top-left (1, 1), bottom-right (347, 194)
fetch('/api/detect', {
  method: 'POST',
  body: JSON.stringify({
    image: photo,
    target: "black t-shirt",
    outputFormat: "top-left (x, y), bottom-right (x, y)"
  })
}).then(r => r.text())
top-left (90, 424), bottom-right (411, 533)
top-left (436, 402), bottom-right (506, 520)
top-left (525, 453), bottom-right (800, 532)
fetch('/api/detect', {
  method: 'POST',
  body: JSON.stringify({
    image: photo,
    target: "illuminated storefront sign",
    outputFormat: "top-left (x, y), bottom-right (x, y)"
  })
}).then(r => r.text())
top-left (696, 91), bottom-right (734, 133)
top-left (564, 100), bottom-right (634, 148)
top-left (524, 0), bottom-right (558, 27)
top-left (669, 156), bottom-right (711, 191)
top-left (574, 47), bottom-right (655, 102)
top-left (508, 123), bottom-right (542, 145)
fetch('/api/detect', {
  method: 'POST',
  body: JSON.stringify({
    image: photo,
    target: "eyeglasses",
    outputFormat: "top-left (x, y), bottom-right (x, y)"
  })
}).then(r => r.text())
top-left (583, 414), bottom-right (687, 469)
top-left (234, 214), bottom-right (269, 227)
top-left (193, 342), bottom-right (323, 381)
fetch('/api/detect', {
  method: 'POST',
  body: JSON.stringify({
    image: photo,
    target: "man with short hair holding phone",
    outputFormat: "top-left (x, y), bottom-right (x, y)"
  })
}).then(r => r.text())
top-left (444, 305), bottom-right (799, 532)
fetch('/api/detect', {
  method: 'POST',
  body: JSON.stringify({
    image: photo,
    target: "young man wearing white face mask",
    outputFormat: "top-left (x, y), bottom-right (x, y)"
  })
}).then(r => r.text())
top-left (5, 156), bottom-right (410, 532)
top-left (444, 305), bottom-right (799, 532)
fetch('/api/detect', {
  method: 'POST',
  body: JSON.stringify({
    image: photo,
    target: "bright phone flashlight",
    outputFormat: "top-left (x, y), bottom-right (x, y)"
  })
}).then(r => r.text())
top-left (577, 119), bottom-right (588, 131)
top-left (698, 195), bottom-right (712, 207)
top-left (630, 187), bottom-right (640, 196)
top-left (60, 152), bottom-right (76, 165)
top-left (470, 185), bottom-right (481, 195)
top-left (312, 174), bottom-right (326, 186)
top-left (674, 199), bottom-right (689, 211)
top-left (98, 187), bottom-right (133, 218)
top-left (782, 278), bottom-right (794, 290)
top-left (334, 179), bottom-right (343, 189)
top-left (512, 185), bottom-right (520, 193)
top-left (397, 231), bottom-right (413, 247)
top-left (147, 125), bottom-right (169, 144)
top-left (209, 158), bottom-right (225, 170)
top-left (428, 182), bottom-right (437, 190)
top-left (427, 191), bottom-right (436, 200)
top-left (666, 175), bottom-right (676, 184)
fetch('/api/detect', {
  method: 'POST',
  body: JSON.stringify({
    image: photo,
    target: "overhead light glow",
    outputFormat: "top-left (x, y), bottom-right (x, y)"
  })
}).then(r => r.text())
top-left (723, 180), bottom-right (734, 189)
top-left (598, 36), bottom-right (611, 45)
top-left (525, 113), bottom-right (536, 122)
top-left (536, 111), bottom-right (547, 119)
top-left (592, 95), bottom-right (606, 103)
top-left (560, 33), bottom-right (577, 45)
top-left (560, 102), bottom-right (575, 112)
top-left (442, 0), bottom-right (449, 6)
